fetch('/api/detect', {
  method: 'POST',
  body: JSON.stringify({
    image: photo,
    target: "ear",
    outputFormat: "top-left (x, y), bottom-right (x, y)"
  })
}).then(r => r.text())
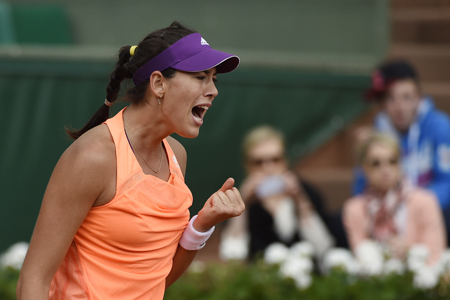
top-left (149, 71), bottom-right (166, 97)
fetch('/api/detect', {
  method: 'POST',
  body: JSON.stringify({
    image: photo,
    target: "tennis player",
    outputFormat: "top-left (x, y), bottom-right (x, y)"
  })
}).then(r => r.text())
top-left (17, 21), bottom-right (244, 300)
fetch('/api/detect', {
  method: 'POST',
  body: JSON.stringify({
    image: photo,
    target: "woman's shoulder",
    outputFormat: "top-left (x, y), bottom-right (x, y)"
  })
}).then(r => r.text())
top-left (64, 124), bottom-right (115, 172)
top-left (166, 136), bottom-right (186, 156)
top-left (343, 195), bottom-right (367, 215)
top-left (166, 136), bottom-right (187, 174)
top-left (342, 195), bottom-right (368, 230)
top-left (48, 124), bottom-right (116, 206)
top-left (344, 194), bottom-right (367, 206)
top-left (406, 187), bottom-right (439, 209)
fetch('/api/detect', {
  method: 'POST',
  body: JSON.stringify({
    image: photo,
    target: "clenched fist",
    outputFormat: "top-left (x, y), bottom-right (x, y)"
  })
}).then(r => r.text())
top-left (193, 178), bottom-right (245, 232)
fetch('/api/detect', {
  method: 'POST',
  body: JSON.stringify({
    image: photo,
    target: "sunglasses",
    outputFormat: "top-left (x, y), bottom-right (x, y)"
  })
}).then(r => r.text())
top-left (248, 155), bottom-right (284, 167)
top-left (365, 157), bottom-right (399, 168)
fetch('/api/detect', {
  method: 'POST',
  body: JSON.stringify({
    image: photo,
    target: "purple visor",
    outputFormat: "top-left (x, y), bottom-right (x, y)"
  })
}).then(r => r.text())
top-left (132, 33), bottom-right (240, 86)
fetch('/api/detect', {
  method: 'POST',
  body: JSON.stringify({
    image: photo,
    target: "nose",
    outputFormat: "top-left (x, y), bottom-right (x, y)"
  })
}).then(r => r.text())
top-left (380, 167), bottom-right (391, 178)
top-left (206, 80), bottom-right (218, 99)
top-left (261, 160), bottom-right (278, 174)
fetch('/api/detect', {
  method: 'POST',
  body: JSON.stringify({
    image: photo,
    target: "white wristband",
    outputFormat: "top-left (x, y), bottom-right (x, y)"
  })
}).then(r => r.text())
top-left (179, 215), bottom-right (215, 251)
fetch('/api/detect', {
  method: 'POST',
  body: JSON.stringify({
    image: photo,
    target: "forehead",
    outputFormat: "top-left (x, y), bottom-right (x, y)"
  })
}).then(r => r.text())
top-left (248, 138), bottom-right (284, 158)
top-left (174, 67), bottom-right (217, 78)
top-left (387, 79), bottom-right (419, 94)
top-left (188, 67), bottom-right (217, 74)
top-left (206, 67), bottom-right (217, 74)
top-left (366, 142), bottom-right (396, 158)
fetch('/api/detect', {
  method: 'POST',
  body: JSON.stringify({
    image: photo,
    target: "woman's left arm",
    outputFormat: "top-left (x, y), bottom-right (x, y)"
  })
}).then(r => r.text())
top-left (166, 178), bottom-right (244, 288)
top-left (413, 191), bottom-right (447, 264)
top-left (165, 246), bottom-right (197, 288)
top-left (165, 138), bottom-right (245, 288)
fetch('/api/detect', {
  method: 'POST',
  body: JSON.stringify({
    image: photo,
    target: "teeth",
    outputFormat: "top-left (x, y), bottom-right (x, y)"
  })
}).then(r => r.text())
top-left (192, 105), bottom-right (208, 123)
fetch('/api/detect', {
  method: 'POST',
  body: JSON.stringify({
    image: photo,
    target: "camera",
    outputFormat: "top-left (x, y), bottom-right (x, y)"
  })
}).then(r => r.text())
top-left (255, 175), bottom-right (286, 199)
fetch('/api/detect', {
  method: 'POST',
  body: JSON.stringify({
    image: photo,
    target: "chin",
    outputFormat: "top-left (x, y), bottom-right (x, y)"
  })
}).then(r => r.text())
top-left (394, 121), bottom-right (410, 131)
top-left (177, 128), bottom-right (200, 139)
top-left (379, 183), bottom-right (395, 191)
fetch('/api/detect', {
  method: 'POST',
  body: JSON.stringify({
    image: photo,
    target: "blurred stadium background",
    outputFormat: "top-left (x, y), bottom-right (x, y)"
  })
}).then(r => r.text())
top-left (0, 0), bottom-right (449, 257)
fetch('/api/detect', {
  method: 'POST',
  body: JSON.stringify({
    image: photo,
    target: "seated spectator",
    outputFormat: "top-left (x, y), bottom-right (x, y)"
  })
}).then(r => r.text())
top-left (220, 125), bottom-right (334, 260)
top-left (353, 59), bottom-right (450, 244)
top-left (344, 133), bottom-right (446, 264)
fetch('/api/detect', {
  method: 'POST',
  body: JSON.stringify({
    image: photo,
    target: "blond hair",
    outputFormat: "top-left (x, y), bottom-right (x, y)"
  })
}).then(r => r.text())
top-left (356, 132), bottom-right (400, 165)
top-left (242, 125), bottom-right (285, 160)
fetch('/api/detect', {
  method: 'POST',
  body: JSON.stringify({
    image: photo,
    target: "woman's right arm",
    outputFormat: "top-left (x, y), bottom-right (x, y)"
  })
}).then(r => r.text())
top-left (17, 127), bottom-right (115, 300)
top-left (342, 198), bottom-right (368, 252)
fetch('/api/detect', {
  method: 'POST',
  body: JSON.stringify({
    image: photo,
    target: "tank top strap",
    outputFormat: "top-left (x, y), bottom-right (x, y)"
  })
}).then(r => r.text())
top-left (162, 138), bottom-right (185, 181)
top-left (104, 109), bottom-right (141, 191)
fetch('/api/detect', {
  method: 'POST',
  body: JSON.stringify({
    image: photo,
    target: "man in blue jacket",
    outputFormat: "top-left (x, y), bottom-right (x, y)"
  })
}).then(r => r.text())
top-left (353, 60), bottom-right (450, 245)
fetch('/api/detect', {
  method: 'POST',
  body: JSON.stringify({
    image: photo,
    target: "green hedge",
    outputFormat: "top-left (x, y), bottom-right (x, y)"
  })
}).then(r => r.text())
top-left (2, 261), bottom-right (449, 300)
top-left (0, 267), bottom-right (19, 300)
top-left (165, 261), bottom-right (450, 300)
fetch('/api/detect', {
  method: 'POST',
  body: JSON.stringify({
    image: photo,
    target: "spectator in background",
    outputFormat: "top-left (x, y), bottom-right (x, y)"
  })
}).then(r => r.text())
top-left (344, 133), bottom-right (446, 264)
top-left (220, 125), bottom-right (334, 260)
top-left (353, 59), bottom-right (450, 244)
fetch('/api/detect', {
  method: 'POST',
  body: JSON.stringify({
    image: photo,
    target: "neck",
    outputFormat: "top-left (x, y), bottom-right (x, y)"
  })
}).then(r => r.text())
top-left (397, 127), bottom-right (409, 135)
top-left (367, 185), bottom-right (390, 197)
top-left (369, 181), bottom-right (402, 197)
top-left (377, 189), bottom-right (388, 197)
top-left (123, 102), bottom-right (172, 151)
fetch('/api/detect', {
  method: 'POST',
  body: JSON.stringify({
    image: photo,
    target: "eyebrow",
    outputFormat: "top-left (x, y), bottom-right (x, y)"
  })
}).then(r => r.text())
top-left (203, 70), bottom-right (218, 76)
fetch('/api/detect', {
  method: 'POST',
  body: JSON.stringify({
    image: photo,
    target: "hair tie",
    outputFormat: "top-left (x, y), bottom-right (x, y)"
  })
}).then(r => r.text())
top-left (104, 99), bottom-right (112, 107)
top-left (130, 46), bottom-right (138, 57)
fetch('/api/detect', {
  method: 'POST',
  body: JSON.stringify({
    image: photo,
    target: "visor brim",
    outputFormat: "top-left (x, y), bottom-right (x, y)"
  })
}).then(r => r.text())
top-left (171, 48), bottom-right (240, 74)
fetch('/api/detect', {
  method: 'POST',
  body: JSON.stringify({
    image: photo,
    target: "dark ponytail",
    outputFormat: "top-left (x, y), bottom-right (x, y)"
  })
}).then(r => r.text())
top-left (66, 21), bottom-right (196, 140)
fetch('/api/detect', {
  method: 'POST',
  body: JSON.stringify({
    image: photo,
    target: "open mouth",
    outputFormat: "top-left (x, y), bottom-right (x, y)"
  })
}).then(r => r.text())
top-left (191, 105), bottom-right (209, 124)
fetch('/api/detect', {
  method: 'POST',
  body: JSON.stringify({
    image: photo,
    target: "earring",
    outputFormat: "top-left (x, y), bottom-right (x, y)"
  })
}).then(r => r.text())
top-left (158, 94), bottom-right (163, 107)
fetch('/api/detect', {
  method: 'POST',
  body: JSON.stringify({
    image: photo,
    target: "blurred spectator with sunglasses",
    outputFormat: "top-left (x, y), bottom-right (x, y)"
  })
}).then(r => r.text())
top-left (344, 133), bottom-right (446, 263)
top-left (353, 59), bottom-right (450, 245)
top-left (219, 125), bottom-right (334, 260)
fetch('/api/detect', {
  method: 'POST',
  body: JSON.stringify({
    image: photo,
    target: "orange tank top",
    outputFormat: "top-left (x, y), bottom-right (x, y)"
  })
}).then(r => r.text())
top-left (49, 109), bottom-right (193, 300)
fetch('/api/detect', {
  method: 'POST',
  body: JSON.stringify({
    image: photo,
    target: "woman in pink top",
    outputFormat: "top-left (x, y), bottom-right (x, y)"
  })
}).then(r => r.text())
top-left (343, 133), bottom-right (446, 264)
top-left (17, 21), bottom-right (244, 300)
